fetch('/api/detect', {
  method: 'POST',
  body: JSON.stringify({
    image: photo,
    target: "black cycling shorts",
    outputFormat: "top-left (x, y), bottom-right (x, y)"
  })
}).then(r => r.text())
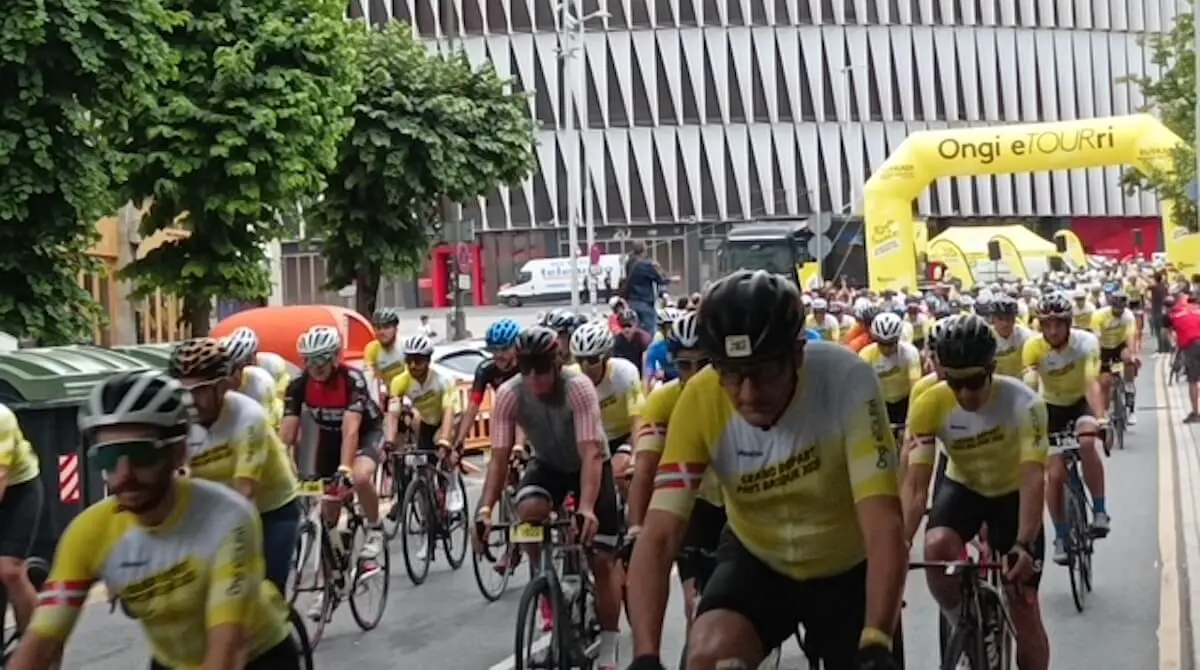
top-left (696, 528), bottom-right (866, 666)
top-left (1046, 398), bottom-right (1094, 435)
top-left (1099, 343), bottom-right (1127, 373)
top-left (515, 458), bottom-right (623, 549)
top-left (608, 434), bottom-right (632, 457)
top-left (885, 398), bottom-right (909, 427)
top-left (314, 427), bottom-right (383, 478)
top-left (927, 478), bottom-right (1045, 588)
top-left (1129, 300), bottom-right (1144, 312)
top-left (675, 498), bottom-right (726, 585)
top-left (150, 635), bottom-right (302, 670)
top-left (0, 479), bottom-right (43, 558)
top-left (1184, 342), bottom-right (1200, 384)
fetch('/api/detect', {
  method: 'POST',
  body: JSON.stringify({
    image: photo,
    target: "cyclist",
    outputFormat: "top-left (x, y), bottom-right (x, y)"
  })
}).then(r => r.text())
top-left (1021, 292), bottom-right (1110, 565)
top-left (385, 334), bottom-right (464, 527)
top-left (1071, 289), bottom-right (1096, 330)
top-left (221, 327), bottom-right (283, 428)
top-left (989, 295), bottom-right (1033, 379)
top-left (859, 312), bottom-right (922, 433)
top-left (626, 270), bottom-right (905, 670)
top-left (475, 326), bottom-right (624, 669)
top-left (626, 311), bottom-right (723, 652)
top-left (903, 315), bottom-right (1050, 670)
top-left (0, 403), bottom-right (43, 637)
top-left (453, 318), bottom-right (523, 450)
top-left (541, 308), bottom-right (584, 368)
top-left (255, 350), bottom-right (292, 402)
top-left (12, 371), bottom-right (300, 670)
top-left (571, 321), bottom-right (645, 500)
top-left (806, 298), bottom-right (841, 341)
top-left (1091, 290), bottom-right (1139, 426)
top-left (280, 326), bottom-right (387, 586)
top-left (904, 296), bottom-right (929, 350)
top-left (643, 309), bottom-right (679, 391)
top-left (365, 307), bottom-right (407, 388)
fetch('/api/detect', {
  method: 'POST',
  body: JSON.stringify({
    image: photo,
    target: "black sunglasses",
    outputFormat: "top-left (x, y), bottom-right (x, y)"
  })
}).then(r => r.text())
top-left (674, 358), bottom-right (710, 371)
top-left (518, 357), bottom-right (556, 375)
top-left (577, 356), bottom-right (604, 366)
top-left (945, 373), bottom-right (989, 391)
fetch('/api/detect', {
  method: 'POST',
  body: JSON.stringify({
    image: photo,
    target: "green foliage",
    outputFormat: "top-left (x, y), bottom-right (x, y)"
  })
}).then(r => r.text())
top-left (1121, 9), bottom-right (1197, 232)
top-left (309, 23), bottom-right (538, 316)
top-left (0, 0), bottom-right (178, 344)
top-left (120, 0), bottom-right (362, 333)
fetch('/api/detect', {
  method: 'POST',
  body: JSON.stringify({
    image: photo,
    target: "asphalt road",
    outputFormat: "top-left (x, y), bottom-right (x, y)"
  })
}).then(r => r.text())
top-left (48, 366), bottom-right (1165, 669)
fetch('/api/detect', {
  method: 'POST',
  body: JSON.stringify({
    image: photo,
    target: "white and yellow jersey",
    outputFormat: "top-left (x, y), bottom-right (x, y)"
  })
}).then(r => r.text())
top-left (388, 368), bottom-right (458, 426)
top-left (805, 313), bottom-right (840, 342)
top-left (858, 341), bottom-right (922, 404)
top-left (239, 365), bottom-right (282, 429)
top-left (594, 357), bottom-right (644, 440)
top-left (1090, 306), bottom-right (1135, 350)
top-left (1021, 329), bottom-right (1101, 407)
top-left (255, 352), bottom-right (291, 401)
top-left (364, 340), bottom-right (407, 387)
top-left (634, 380), bottom-right (720, 505)
top-left (0, 403), bottom-right (39, 486)
top-left (1071, 301), bottom-right (1097, 330)
top-left (993, 324), bottom-right (1032, 380)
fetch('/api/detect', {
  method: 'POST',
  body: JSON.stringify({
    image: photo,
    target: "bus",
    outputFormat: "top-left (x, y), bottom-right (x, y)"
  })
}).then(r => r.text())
top-left (717, 218), bottom-right (868, 288)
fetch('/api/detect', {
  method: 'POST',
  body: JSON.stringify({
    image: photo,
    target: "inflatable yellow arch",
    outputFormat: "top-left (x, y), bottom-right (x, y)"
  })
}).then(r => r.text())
top-left (862, 114), bottom-right (1200, 290)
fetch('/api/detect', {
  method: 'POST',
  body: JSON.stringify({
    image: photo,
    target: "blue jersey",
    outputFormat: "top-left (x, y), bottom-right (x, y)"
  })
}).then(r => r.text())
top-left (804, 328), bottom-right (821, 341)
top-left (644, 338), bottom-right (677, 382)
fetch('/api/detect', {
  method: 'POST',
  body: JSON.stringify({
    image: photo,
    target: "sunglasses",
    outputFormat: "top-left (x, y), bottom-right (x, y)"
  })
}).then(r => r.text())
top-left (945, 372), bottom-right (989, 391)
top-left (518, 357), bottom-right (556, 375)
top-left (303, 353), bottom-right (336, 368)
top-left (577, 356), bottom-right (604, 366)
top-left (406, 355), bottom-right (431, 365)
top-left (674, 357), bottom-right (710, 372)
top-left (90, 439), bottom-right (174, 472)
top-left (714, 358), bottom-right (790, 387)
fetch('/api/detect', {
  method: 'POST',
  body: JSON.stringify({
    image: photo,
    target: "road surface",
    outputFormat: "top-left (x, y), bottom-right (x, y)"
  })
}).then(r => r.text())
top-left (45, 360), bottom-right (1171, 668)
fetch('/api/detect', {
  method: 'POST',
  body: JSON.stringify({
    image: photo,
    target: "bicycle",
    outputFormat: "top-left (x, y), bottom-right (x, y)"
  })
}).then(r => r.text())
top-left (472, 450), bottom-right (531, 601)
top-left (1, 556), bottom-right (49, 666)
top-left (1103, 362), bottom-right (1127, 454)
top-left (1049, 430), bottom-right (1095, 613)
top-left (911, 558), bottom-right (1016, 670)
top-left (377, 431), bottom-right (417, 541)
top-left (287, 476), bottom-right (391, 648)
top-left (507, 494), bottom-right (601, 669)
top-left (399, 448), bottom-right (470, 585)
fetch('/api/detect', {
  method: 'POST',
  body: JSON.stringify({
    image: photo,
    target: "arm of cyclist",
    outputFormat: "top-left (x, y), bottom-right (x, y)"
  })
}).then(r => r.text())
top-left (1083, 345), bottom-right (1105, 421)
top-left (845, 375), bottom-right (907, 639)
top-left (1016, 400), bottom-right (1049, 552)
top-left (453, 366), bottom-right (491, 446)
top-left (478, 384), bottom-right (519, 519)
top-left (436, 379), bottom-right (458, 445)
top-left (902, 395), bottom-right (940, 545)
top-left (232, 413), bottom-right (276, 502)
top-left (628, 385), bottom-right (704, 659)
top-left (202, 513), bottom-right (268, 670)
top-left (339, 371), bottom-right (373, 471)
top-left (566, 375), bottom-right (607, 539)
top-left (627, 414), bottom-right (667, 530)
top-left (0, 416), bottom-right (15, 499)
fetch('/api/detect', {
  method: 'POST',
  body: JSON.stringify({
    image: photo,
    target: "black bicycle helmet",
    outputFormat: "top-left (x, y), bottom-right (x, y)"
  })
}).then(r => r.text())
top-left (990, 295), bottom-right (1019, 317)
top-left (856, 305), bottom-right (881, 328)
top-left (1108, 290), bottom-right (1128, 306)
top-left (1038, 292), bottom-right (1074, 319)
top-left (168, 338), bottom-right (232, 380)
top-left (697, 270), bottom-right (805, 363)
top-left (515, 326), bottom-right (559, 358)
top-left (541, 308), bottom-right (577, 334)
top-left (935, 315), bottom-right (997, 370)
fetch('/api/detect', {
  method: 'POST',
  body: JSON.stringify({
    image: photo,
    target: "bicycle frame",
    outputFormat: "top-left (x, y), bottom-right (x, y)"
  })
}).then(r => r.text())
top-left (913, 559), bottom-right (1015, 670)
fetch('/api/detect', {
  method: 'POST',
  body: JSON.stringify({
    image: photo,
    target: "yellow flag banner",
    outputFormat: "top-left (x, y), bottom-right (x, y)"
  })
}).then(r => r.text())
top-left (990, 235), bottom-right (1030, 280)
top-left (928, 239), bottom-right (976, 289)
top-left (1052, 230), bottom-right (1087, 268)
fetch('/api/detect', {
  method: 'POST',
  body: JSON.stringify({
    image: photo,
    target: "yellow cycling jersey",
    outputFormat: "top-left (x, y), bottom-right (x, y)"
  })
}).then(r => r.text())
top-left (364, 339), bottom-right (407, 387)
top-left (651, 342), bottom-right (899, 580)
top-left (1021, 329), bottom-right (1100, 406)
top-left (239, 365), bottom-right (282, 429)
top-left (30, 479), bottom-right (291, 669)
top-left (805, 313), bottom-right (840, 341)
top-left (993, 324), bottom-right (1032, 379)
top-left (1090, 306), bottom-right (1136, 349)
top-left (254, 352), bottom-right (291, 401)
top-left (908, 372), bottom-right (941, 406)
top-left (594, 357), bottom-right (644, 439)
top-left (187, 391), bottom-right (298, 515)
top-left (906, 316), bottom-right (930, 343)
top-left (0, 403), bottom-right (38, 486)
top-left (908, 377), bottom-right (1048, 497)
top-left (388, 368), bottom-right (458, 425)
top-left (634, 380), bottom-right (721, 506)
top-left (858, 341), bottom-right (922, 404)
top-left (1125, 280), bottom-right (1145, 301)
top-left (1071, 302), bottom-right (1096, 330)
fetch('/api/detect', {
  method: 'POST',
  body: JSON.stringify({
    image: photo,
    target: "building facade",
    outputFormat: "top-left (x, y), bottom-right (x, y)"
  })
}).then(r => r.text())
top-left (340, 0), bottom-right (1178, 300)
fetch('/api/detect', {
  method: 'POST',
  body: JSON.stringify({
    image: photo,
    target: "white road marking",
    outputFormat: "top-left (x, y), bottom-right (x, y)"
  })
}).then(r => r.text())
top-left (1159, 358), bottom-right (1183, 669)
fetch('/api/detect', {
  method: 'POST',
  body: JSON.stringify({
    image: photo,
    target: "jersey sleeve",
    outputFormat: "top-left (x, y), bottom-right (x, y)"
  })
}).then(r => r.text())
top-left (840, 361), bottom-right (901, 500)
top-left (1122, 313), bottom-right (1137, 343)
top-left (0, 408), bottom-right (22, 473)
top-left (1020, 337), bottom-right (1042, 372)
top-left (440, 375), bottom-right (459, 414)
top-left (633, 386), bottom-right (671, 455)
top-left (207, 510), bottom-right (266, 630)
top-left (28, 507), bottom-right (104, 640)
top-left (490, 381), bottom-right (518, 450)
top-left (282, 376), bottom-right (305, 418)
top-left (1019, 398), bottom-right (1050, 466)
top-left (363, 341), bottom-right (380, 369)
top-left (387, 373), bottom-right (411, 404)
top-left (625, 375), bottom-right (646, 418)
top-left (233, 412), bottom-right (274, 483)
top-left (1081, 334), bottom-right (1101, 381)
top-left (469, 362), bottom-right (493, 406)
top-left (906, 387), bottom-right (942, 467)
top-left (648, 375), bottom-right (714, 519)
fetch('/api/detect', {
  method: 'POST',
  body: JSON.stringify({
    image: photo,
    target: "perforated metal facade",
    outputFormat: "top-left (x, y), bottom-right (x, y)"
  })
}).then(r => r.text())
top-left (347, 0), bottom-right (1179, 229)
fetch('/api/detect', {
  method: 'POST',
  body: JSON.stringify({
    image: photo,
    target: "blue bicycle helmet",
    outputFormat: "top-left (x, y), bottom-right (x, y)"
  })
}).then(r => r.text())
top-left (485, 319), bottom-right (521, 349)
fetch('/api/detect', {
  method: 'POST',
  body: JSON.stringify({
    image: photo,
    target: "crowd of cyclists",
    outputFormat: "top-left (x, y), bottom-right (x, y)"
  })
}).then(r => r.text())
top-left (0, 254), bottom-right (1198, 668)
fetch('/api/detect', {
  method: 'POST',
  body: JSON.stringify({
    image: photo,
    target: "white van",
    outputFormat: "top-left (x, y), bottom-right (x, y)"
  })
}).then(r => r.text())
top-left (497, 254), bottom-right (625, 306)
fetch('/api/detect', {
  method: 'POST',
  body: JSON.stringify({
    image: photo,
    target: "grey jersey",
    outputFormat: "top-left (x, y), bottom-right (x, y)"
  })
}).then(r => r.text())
top-left (504, 368), bottom-right (608, 472)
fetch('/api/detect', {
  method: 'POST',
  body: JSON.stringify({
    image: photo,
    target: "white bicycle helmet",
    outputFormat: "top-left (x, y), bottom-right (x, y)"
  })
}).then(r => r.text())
top-left (221, 326), bottom-right (259, 366)
top-left (79, 370), bottom-right (193, 440)
top-left (811, 298), bottom-right (828, 311)
top-left (570, 322), bottom-right (614, 358)
top-left (670, 311), bottom-right (700, 349)
top-left (656, 307), bottom-right (678, 327)
top-left (400, 334), bottom-right (435, 357)
top-left (297, 326), bottom-right (342, 358)
top-left (870, 312), bottom-right (905, 343)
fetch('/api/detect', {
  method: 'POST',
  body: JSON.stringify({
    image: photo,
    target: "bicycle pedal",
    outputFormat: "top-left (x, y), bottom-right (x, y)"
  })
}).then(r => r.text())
top-left (1090, 528), bottom-right (1110, 539)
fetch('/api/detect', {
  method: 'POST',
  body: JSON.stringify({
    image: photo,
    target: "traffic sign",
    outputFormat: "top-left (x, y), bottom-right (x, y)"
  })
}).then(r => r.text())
top-left (806, 234), bottom-right (832, 260)
top-left (589, 243), bottom-right (603, 266)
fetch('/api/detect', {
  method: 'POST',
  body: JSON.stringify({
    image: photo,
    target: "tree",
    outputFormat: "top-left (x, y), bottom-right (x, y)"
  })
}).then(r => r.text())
top-left (0, 0), bottom-right (177, 344)
top-left (119, 0), bottom-right (361, 335)
top-left (1121, 10), bottom-right (1198, 232)
top-left (309, 23), bottom-right (538, 317)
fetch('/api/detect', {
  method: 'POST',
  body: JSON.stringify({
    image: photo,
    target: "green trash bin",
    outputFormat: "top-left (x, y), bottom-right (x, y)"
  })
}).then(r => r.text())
top-left (111, 342), bottom-right (177, 370)
top-left (0, 345), bottom-right (152, 563)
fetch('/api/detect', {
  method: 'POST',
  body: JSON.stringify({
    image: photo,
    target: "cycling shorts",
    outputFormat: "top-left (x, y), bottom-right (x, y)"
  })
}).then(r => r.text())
top-left (697, 528), bottom-right (866, 666)
top-left (1046, 398), bottom-right (1095, 436)
top-left (314, 427), bottom-right (383, 478)
top-left (1099, 344), bottom-right (1127, 373)
top-left (927, 478), bottom-right (1045, 588)
top-left (515, 459), bottom-right (623, 549)
top-left (150, 635), bottom-right (302, 670)
top-left (885, 398), bottom-right (909, 427)
top-left (675, 497), bottom-right (725, 585)
top-left (0, 479), bottom-right (43, 558)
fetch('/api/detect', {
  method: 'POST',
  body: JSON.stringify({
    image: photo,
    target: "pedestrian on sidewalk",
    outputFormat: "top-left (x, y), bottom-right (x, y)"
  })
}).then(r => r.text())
top-left (1150, 271), bottom-right (1171, 353)
top-left (1168, 297), bottom-right (1200, 422)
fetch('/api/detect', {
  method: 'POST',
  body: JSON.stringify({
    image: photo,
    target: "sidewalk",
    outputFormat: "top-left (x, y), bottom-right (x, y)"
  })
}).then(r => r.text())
top-left (1159, 354), bottom-right (1200, 669)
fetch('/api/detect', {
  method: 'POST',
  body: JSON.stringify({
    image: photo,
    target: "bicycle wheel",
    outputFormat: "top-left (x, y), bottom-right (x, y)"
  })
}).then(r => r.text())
top-left (381, 453), bottom-right (405, 541)
top-left (287, 518), bottom-right (319, 605)
top-left (349, 518), bottom-right (391, 630)
top-left (472, 493), bottom-right (517, 602)
top-left (442, 474), bottom-right (470, 570)
top-left (287, 605), bottom-right (315, 670)
top-left (1066, 488), bottom-right (1089, 613)
top-left (939, 620), bottom-right (983, 670)
top-left (400, 476), bottom-right (434, 585)
top-left (513, 574), bottom-right (565, 670)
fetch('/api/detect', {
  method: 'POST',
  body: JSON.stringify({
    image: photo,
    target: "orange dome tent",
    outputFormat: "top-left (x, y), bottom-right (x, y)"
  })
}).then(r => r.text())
top-left (211, 305), bottom-right (376, 368)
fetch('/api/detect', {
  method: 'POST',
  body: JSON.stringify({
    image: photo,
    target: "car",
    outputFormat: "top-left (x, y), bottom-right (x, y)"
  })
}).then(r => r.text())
top-left (431, 339), bottom-right (490, 382)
